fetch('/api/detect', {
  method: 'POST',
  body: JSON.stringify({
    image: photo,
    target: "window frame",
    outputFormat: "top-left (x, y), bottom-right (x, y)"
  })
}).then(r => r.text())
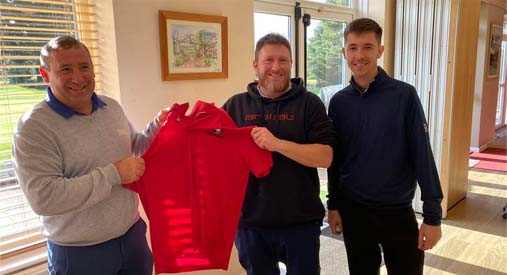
top-left (253, 0), bottom-right (354, 82)
top-left (254, 1), bottom-right (297, 76)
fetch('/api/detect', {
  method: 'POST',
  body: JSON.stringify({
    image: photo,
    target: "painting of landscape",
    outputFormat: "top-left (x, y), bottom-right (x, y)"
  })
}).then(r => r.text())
top-left (167, 20), bottom-right (222, 73)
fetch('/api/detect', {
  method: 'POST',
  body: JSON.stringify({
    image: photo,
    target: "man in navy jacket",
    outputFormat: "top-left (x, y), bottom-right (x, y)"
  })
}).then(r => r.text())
top-left (327, 18), bottom-right (443, 275)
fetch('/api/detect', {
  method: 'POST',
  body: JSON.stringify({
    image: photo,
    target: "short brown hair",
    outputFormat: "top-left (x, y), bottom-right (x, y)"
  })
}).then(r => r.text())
top-left (344, 18), bottom-right (382, 44)
top-left (40, 36), bottom-right (90, 70)
top-left (254, 33), bottom-right (292, 61)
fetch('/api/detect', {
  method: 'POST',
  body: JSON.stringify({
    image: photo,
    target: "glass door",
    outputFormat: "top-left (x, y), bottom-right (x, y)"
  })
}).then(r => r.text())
top-left (305, 18), bottom-right (348, 110)
top-left (301, 2), bottom-right (353, 109)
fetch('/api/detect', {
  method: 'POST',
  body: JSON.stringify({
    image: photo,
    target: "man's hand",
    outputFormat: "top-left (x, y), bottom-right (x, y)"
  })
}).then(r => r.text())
top-left (156, 107), bottom-right (171, 126)
top-left (114, 157), bottom-right (145, 184)
top-left (328, 210), bottom-right (343, 235)
top-left (251, 127), bottom-right (280, 151)
top-left (418, 223), bottom-right (441, 250)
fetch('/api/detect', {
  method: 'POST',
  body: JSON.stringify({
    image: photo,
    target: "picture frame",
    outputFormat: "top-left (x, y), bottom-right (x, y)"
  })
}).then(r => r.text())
top-left (486, 23), bottom-right (502, 78)
top-left (159, 10), bottom-right (228, 81)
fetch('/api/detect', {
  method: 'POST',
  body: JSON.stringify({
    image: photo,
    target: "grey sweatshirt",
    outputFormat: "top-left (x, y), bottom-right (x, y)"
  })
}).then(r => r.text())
top-left (13, 95), bottom-right (159, 246)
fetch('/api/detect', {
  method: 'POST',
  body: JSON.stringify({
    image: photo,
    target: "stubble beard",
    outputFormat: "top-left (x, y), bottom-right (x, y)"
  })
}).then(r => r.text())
top-left (258, 75), bottom-right (290, 95)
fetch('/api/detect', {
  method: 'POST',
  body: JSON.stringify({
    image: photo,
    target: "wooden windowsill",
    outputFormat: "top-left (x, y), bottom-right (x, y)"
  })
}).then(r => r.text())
top-left (1, 240), bottom-right (46, 260)
top-left (0, 246), bottom-right (47, 275)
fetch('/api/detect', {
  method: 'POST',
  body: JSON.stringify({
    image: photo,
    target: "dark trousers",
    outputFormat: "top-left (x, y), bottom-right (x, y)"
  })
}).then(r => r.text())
top-left (235, 222), bottom-right (321, 275)
top-left (47, 219), bottom-right (153, 275)
top-left (340, 204), bottom-right (424, 275)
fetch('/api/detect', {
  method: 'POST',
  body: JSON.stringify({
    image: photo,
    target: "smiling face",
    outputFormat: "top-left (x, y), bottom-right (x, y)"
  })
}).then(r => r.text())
top-left (39, 45), bottom-right (95, 114)
top-left (253, 44), bottom-right (292, 99)
top-left (342, 31), bottom-right (384, 88)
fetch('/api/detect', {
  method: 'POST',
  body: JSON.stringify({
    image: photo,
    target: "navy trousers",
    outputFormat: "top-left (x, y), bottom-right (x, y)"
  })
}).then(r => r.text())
top-left (47, 218), bottom-right (153, 275)
top-left (339, 204), bottom-right (424, 275)
top-left (235, 222), bottom-right (321, 275)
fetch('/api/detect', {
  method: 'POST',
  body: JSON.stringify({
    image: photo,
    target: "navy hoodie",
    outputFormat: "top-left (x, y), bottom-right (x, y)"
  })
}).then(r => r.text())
top-left (327, 67), bottom-right (443, 226)
top-left (223, 78), bottom-right (336, 228)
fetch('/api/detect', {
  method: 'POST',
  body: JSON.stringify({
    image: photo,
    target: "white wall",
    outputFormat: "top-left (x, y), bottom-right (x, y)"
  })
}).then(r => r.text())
top-left (112, 0), bottom-right (255, 130)
top-left (366, 0), bottom-right (396, 76)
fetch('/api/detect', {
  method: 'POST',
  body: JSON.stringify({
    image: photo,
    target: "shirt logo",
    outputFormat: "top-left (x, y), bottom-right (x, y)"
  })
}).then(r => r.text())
top-left (208, 128), bottom-right (224, 138)
top-left (244, 113), bottom-right (295, 121)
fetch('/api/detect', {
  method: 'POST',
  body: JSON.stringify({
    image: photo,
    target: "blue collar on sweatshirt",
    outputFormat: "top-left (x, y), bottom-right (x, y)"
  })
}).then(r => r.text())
top-left (45, 86), bottom-right (107, 118)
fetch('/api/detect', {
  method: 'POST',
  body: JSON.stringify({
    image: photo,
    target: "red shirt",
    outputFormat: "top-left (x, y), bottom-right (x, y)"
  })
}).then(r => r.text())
top-left (124, 101), bottom-right (272, 274)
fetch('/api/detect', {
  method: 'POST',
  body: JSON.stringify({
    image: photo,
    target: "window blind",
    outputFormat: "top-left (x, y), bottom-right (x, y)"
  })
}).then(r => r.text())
top-left (0, 0), bottom-right (98, 259)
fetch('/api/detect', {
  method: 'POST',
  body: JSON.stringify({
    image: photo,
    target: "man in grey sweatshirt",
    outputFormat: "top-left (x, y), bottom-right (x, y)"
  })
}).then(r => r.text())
top-left (12, 36), bottom-right (169, 275)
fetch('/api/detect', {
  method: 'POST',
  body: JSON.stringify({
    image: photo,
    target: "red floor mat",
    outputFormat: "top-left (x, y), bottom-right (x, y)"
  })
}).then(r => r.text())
top-left (470, 148), bottom-right (507, 172)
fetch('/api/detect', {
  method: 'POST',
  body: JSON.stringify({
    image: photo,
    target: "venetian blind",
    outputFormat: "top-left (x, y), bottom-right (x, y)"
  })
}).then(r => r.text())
top-left (0, 0), bottom-right (99, 261)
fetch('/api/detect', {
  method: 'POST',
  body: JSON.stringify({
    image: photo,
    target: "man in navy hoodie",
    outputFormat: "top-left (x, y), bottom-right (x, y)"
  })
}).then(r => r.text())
top-left (223, 33), bottom-right (336, 275)
top-left (327, 18), bottom-right (443, 275)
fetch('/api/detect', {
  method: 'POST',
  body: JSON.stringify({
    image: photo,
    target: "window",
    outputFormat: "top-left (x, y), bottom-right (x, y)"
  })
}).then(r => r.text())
top-left (253, 1), bottom-right (296, 76)
top-left (253, 1), bottom-right (352, 105)
top-left (253, 0), bottom-right (353, 206)
top-left (0, 0), bottom-right (98, 270)
top-left (306, 0), bottom-right (351, 8)
top-left (306, 19), bottom-right (347, 109)
top-left (254, 12), bottom-right (291, 44)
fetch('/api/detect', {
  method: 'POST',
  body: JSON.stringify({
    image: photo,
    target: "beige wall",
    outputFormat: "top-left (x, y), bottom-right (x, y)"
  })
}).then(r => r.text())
top-left (471, 3), bottom-right (489, 150)
top-left (96, 0), bottom-right (122, 101)
top-left (366, 0), bottom-right (396, 76)
top-left (471, 0), bottom-right (506, 151)
top-left (112, 0), bottom-right (255, 131)
top-left (479, 3), bottom-right (505, 146)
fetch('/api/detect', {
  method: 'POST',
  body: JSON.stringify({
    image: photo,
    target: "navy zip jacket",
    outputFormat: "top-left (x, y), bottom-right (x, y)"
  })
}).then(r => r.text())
top-left (327, 67), bottom-right (443, 226)
top-left (223, 78), bottom-right (336, 228)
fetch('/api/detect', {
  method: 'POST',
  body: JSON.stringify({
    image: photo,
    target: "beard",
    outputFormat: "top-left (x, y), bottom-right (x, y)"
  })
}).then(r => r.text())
top-left (258, 73), bottom-right (290, 95)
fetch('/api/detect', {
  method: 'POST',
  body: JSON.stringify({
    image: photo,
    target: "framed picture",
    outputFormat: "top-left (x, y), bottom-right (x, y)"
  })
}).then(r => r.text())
top-left (486, 23), bottom-right (502, 78)
top-left (159, 10), bottom-right (228, 81)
